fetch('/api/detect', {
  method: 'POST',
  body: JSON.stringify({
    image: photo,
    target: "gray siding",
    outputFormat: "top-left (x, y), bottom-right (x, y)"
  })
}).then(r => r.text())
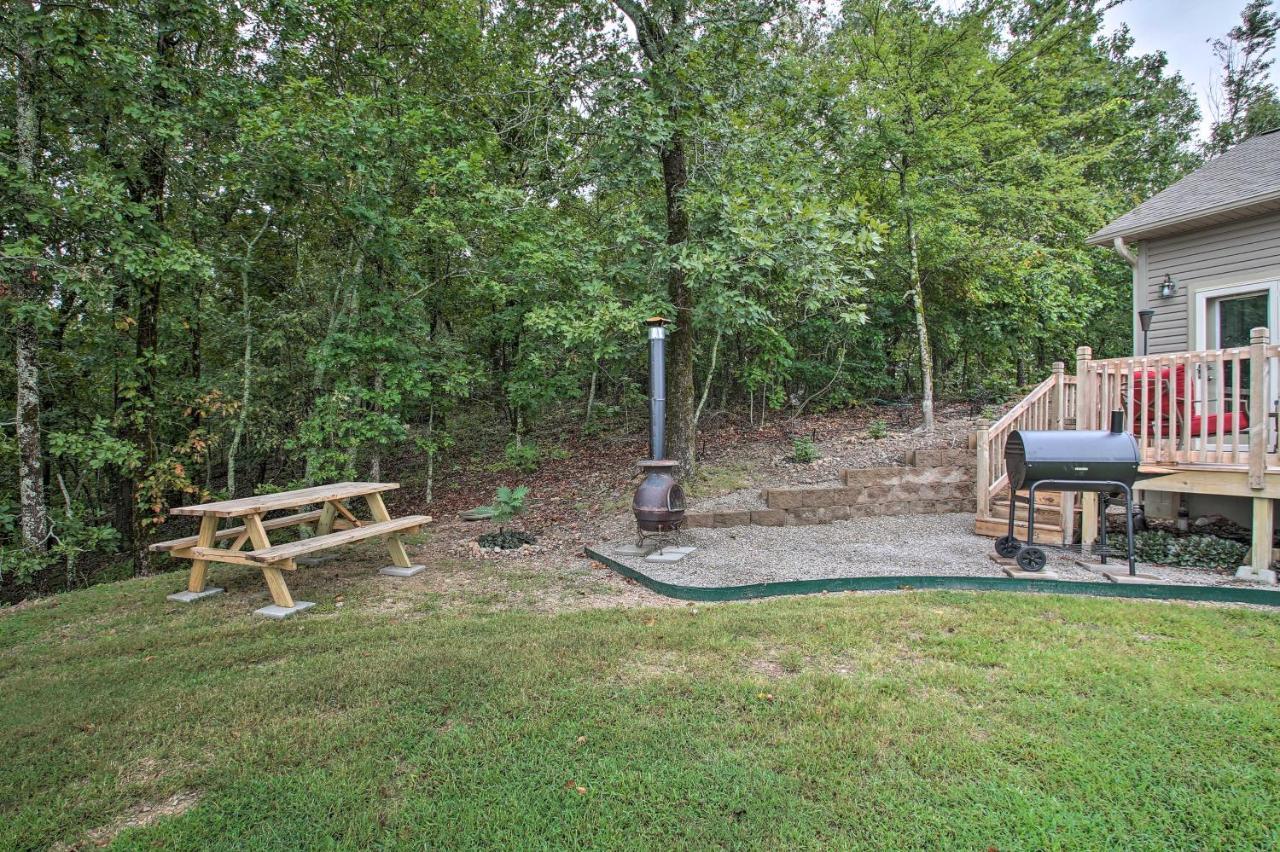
top-left (1134, 210), bottom-right (1280, 354)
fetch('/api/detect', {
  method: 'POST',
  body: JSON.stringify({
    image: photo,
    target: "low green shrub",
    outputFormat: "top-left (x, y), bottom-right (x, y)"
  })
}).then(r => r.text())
top-left (1133, 530), bottom-right (1248, 571)
top-left (473, 485), bottom-right (533, 549)
top-left (491, 485), bottom-right (529, 527)
top-left (867, 419), bottom-right (888, 440)
top-left (792, 435), bottom-right (819, 464)
top-left (502, 441), bottom-right (540, 473)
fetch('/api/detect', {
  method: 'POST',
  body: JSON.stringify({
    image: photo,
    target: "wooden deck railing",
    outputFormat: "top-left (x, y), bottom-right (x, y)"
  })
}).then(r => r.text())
top-left (975, 325), bottom-right (1280, 522)
top-left (1076, 326), bottom-right (1280, 487)
top-left (975, 364), bottom-right (1076, 519)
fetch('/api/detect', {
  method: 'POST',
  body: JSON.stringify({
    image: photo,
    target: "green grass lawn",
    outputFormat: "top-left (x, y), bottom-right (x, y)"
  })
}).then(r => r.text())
top-left (2, 571), bottom-right (1278, 850)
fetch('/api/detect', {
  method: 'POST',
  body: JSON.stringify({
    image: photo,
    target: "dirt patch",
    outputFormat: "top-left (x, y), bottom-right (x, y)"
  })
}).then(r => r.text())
top-left (346, 546), bottom-right (676, 617)
top-left (617, 649), bottom-right (712, 683)
top-left (52, 790), bottom-right (201, 850)
top-left (748, 657), bottom-right (791, 679)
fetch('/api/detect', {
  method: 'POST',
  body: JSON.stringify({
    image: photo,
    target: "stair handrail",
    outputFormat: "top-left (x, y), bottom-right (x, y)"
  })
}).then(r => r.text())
top-left (975, 363), bottom-right (1076, 519)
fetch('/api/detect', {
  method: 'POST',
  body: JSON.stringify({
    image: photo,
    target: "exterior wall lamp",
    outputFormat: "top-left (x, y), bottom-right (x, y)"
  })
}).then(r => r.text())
top-left (1159, 275), bottom-right (1177, 298)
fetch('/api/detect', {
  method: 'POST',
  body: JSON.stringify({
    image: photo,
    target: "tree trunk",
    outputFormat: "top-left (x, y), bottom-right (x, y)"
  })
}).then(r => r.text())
top-left (14, 33), bottom-right (50, 552)
top-left (424, 403), bottom-right (435, 505)
top-left (903, 195), bottom-right (934, 433)
top-left (661, 131), bottom-right (697, 475)
top-left (584, 365), bottom-right (597, 429)
top-left (694, 328), bottom-right (721, 427)
top-left (611, 1), bottom-right (698, 472)
top-left (226, 217), bottom-right (269, 498)
top-left (126, 26), bottom-right (181, 575)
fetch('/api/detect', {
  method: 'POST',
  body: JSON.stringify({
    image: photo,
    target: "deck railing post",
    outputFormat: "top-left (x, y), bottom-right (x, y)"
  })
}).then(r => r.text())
top-left (1076, 347), bottom-right (1098, 550)
top-left (1054, 359), bottom-right (1073, 546)
top-left (1074, 346), bottom-right (1093, 430)
top-left (1051, 361), bottom-right (1066, 429)
top-left (1247, 327), bottom-right (1273, 580)
top-left (1249, 327), bottom-right (1268, 491)
top-left (975, 419), bottom-right (991, 519)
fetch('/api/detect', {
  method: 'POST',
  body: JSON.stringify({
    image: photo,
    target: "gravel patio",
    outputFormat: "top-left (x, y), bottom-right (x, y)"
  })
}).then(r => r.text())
top-left (599, 512), bottom-right (1261, 590)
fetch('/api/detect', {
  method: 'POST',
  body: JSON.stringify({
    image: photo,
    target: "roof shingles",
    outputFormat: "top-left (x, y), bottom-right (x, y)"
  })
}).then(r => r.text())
top-left (1087, 129), bottom-right (1280, 245)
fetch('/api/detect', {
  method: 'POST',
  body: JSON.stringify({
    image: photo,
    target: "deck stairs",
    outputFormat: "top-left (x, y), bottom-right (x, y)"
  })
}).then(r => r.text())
top-left (974, 363), bottom-right (1080, 546)
top-left (975, 490), bottom-right (1079, 545)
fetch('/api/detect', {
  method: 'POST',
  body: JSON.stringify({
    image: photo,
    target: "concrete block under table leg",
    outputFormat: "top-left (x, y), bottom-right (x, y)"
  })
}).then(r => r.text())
top-left (167, 587), bottom-right (224, 603)
top-left (254, 601), bottom-right (316, 619)
top-left (379, 564), bottom-right (426, 578)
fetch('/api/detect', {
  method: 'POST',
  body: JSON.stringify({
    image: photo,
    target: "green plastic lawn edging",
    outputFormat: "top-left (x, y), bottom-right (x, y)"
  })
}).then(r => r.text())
top-left (584, 546), bottom-right (1280, 607)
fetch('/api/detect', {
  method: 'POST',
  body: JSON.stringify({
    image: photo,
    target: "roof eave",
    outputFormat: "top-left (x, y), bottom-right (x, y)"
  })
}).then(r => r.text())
top-left (1087, 189), bottom-right (1280, 246)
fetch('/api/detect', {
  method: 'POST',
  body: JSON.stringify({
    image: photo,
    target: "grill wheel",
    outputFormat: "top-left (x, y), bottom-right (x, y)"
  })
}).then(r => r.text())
top-left (1016, 546), bottom-right (1047, 573)
top-left (994, 536), bottom-right (1021, 559)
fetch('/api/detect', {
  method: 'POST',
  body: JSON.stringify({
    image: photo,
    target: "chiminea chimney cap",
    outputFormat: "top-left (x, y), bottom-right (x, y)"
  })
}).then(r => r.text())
top-left (646, 316), bottom-right (668, 326)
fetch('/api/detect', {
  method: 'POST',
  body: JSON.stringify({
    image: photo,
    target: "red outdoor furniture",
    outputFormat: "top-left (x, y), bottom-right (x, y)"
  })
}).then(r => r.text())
top-left (1128, 364), bottom-right (1248, 439)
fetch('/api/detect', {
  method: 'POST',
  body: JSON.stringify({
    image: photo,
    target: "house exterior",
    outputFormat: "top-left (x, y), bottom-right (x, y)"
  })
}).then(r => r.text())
top-left (1087, 129), bottom-right (1280, 531)
top-left (974, 130), bottom-right (1280, 583)
top-left (1087, 129), bottom-right (1280, 360)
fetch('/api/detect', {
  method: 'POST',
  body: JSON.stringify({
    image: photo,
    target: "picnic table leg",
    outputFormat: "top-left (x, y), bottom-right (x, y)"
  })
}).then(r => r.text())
top-left (245, 513), bottom-right (314, 618)
top-left (316, 502), bottom-right (338, 535)
top-left (188, 515), bottom-right (219, 592)
top-left (296, 501), bottom-right (342, 566)
top-left (365, 492), bottom-right (425, 577)
top-left (167, 515), bottom-right (226, 603)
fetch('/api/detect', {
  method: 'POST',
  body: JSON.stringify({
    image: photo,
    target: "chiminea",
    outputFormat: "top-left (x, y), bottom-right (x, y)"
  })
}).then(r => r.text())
top-left (632, 317), bottom-right (687, 533)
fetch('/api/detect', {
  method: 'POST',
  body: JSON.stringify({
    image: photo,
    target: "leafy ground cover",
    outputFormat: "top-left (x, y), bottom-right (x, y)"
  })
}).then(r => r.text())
top-left (3, 559), bottom-right (1278, 850)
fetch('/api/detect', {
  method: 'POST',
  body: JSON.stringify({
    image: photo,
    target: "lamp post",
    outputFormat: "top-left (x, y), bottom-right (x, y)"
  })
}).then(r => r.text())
top-left (1133, 308), bottom-right (1155, 533)
top-left (1138, 309), bottom-right (1155, 356)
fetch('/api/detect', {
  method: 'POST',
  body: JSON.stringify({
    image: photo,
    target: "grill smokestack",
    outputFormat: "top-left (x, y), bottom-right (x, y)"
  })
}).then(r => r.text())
top-left (647, 317), bottom-right (667, 460)
top-left (1109, 409), bottom-right (1125, 434)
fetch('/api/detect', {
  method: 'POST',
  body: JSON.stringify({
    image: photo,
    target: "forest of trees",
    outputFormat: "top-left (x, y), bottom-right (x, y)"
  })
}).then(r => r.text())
top-left (3, 0), bottom-right (1278, 596)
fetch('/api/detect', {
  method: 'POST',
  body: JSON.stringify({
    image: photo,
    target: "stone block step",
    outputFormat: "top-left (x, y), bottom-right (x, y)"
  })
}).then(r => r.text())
top-left (685, 496), bottom-right (977, 530)
top-left (765, 482), bottom-right (974, 511)
top-left (906, 448), bottom-right (976, 468)
top-left (840, 466), bottom-right (908, 486)
top-left (842, 466), bottom-right (975, 487)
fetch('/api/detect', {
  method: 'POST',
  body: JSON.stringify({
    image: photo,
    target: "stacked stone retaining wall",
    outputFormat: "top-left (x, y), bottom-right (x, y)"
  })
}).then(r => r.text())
top-left (684, 448), bottom-right (976, 529)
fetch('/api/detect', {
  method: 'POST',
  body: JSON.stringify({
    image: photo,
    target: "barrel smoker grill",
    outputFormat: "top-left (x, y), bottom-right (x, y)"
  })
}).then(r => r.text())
top-left (996, 410), bottom-right (1141, 574)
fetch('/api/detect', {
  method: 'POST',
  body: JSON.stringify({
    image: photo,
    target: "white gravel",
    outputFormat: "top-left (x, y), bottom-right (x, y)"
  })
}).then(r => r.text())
top-left (600, 513), bottom-right (1258, 589)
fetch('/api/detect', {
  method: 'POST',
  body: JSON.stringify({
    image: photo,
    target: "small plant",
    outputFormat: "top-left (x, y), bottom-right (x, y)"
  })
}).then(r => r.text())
top-left (792, 435), bottom-right (819, 464)
top-left (502, 441), bottom-right (540, 473)
top-left (1134, 530), bottom-right (1248, 571)
top-left (867, 419), bottom-right (889, 440)
top-left (477, 485), bottom-right (535, 550)
top-left (491, 485), bottom-right (528, 528)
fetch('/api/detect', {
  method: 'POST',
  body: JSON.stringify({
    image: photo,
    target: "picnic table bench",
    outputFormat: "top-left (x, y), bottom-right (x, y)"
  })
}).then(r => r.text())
top-left (151, 482), bottom-right (428, 618)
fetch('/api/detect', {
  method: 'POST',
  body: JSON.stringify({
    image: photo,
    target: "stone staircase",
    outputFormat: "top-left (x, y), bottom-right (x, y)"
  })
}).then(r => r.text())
top-left (684, 448), bottom-right (976, 529)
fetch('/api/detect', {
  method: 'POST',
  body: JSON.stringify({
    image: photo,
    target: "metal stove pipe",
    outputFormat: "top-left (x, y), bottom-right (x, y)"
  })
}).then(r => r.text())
top-left (647, 317), bottom-right (667, 460)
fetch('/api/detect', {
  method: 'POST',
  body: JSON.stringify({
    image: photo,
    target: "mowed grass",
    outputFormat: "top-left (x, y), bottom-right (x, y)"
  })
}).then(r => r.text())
top-left (2, 573), bottom-right (1279, 850)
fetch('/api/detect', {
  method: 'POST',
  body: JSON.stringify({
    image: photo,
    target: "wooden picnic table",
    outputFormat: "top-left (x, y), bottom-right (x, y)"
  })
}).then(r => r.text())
top-left (151, 482), bottom-right (429, 617)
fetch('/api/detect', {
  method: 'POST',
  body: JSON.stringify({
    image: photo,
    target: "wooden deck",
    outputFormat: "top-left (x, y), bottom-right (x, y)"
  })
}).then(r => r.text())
top-left (975, 327), bottom-right (1280, 577)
